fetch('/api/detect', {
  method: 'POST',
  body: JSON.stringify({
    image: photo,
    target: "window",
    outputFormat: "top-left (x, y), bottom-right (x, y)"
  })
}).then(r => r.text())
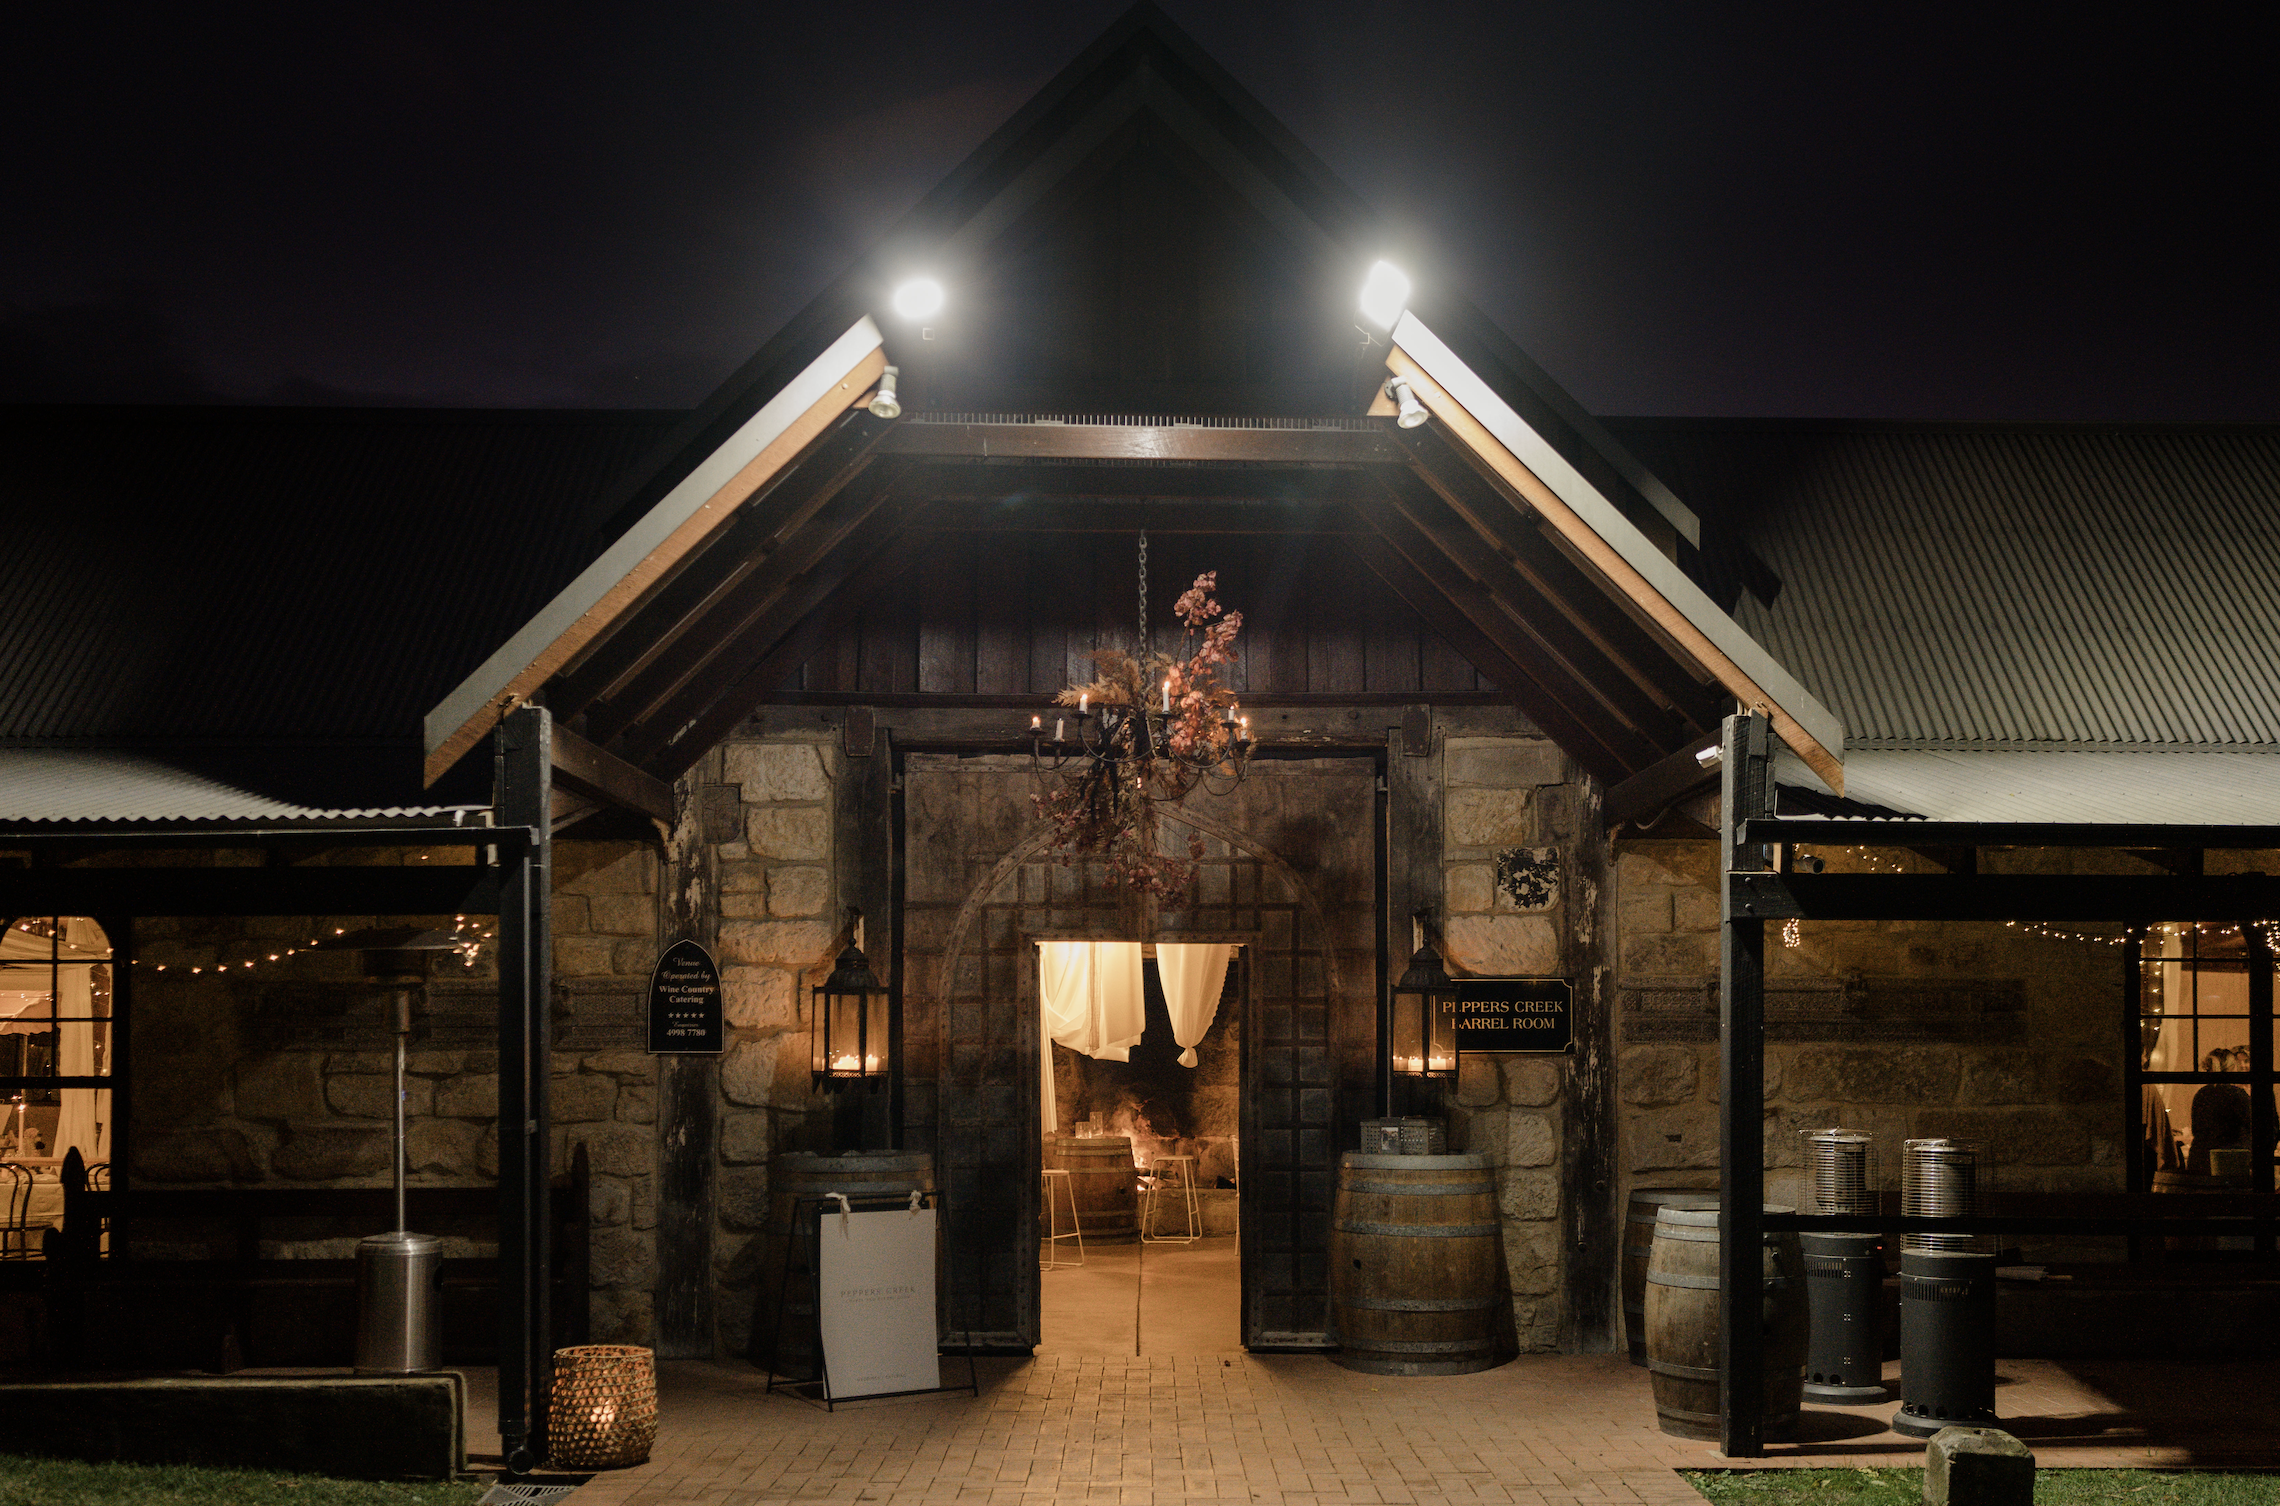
top-left (2135, 922), bottom-right (2274, 1246)
top-left (1, 916), bottom-right (115, 1169)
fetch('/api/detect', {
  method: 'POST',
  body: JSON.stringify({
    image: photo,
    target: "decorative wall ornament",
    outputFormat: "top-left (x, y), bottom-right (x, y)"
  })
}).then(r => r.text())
top-left (1493, 847), bottom-right (1560, 910)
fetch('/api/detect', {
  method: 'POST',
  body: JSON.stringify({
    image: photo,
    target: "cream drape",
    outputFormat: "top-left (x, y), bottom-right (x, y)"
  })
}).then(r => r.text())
top-left (1155, 943), bottom-right (1231, 1067)
top-left (1036, 941), bottom-right (1146, 1136)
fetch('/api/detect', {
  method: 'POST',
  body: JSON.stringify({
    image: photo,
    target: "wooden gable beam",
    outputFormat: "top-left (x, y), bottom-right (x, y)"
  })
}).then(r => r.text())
top-left (584, 462), bottom-right (913, 749)
top-left (550, 724), bottom-right (675, 826)
top-left (550, 414), bottom-right (898, 720)
top-left (1384, 314), bottom-right (1846, 793)
top-left (1342, 497), bottom-right (1659, 780)
top-left (1362, 470), bottom-right (1700, 749)
top-left (615, 498), bottom-right (933, 770)
top-left (421, 318), bottom-right (889, 786)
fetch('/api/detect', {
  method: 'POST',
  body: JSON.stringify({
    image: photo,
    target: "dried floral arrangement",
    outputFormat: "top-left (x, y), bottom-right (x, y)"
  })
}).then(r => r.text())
top-left (1032, 572), bottom-right (1249, 896)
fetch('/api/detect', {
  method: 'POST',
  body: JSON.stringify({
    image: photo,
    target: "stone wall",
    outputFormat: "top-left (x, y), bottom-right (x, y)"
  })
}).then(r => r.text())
top-left (1435, 733), bottom-right (1590, 1353)
top-left (703, 732), bottom-right (846, 1356)
top-left (1613, 841), bottom-right (2129, 1263)
top-left (120, 838), bottom-right (664, 1341)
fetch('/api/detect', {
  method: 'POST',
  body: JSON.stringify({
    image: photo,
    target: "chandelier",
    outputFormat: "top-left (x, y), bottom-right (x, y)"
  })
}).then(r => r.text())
top-left (1023, 532), bottom-right (1255, 895)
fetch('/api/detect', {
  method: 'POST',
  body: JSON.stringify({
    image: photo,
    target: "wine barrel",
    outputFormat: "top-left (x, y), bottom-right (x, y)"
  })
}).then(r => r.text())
top-left (1623, 1189), bottom-right (1719, 1365)
top-left (1044, 1137), bottom-right (1139, 1243)
top-left (750, 1151), bottom-right (935, 1376)
top-left (1331, 1153), bottom-right (1502, 1376)
top-left (1643, 1204), bottom-right (1806, 1442)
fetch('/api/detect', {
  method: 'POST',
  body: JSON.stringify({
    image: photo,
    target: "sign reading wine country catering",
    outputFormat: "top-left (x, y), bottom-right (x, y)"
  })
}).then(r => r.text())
top-left (1437, 977), bottom-right (1573, 1054)
top-left (646, 939), bottom-right (725, 1054)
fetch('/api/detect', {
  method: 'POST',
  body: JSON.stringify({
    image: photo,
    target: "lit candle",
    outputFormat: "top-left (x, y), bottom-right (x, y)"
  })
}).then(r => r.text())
top-left (1031, 714), bottom-right (1042, 732)
top-left (1079, 692), bottom-right (1088, 713)
top-left (1162, 680), bottom-right (1171, 713)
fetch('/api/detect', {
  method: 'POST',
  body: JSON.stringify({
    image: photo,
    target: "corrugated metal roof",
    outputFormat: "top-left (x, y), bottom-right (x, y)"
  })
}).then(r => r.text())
top-left (0, 407), bottom-right (680, 746)
top-left (1775, 747), bottom-right (2280, 827)
top-left (1605, 422), bottom-right (2280, 749)
top-left (0, 747), bottom-right (485, 824)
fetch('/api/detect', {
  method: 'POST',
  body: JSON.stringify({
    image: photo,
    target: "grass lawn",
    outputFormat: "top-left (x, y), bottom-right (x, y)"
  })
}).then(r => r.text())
top-left (0, 1454), bottom-right (489, 1506)
top-left (1685, 1467), bottom-right (2280, 1505)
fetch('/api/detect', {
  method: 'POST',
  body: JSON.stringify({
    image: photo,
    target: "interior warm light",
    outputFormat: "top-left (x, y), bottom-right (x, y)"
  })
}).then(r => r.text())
top-left (868, 364), bottom-right (903, 420)
top-left (1358, 260), bottom-right (1411, 329)
top-left (891, 278), bottom-right (944, 319)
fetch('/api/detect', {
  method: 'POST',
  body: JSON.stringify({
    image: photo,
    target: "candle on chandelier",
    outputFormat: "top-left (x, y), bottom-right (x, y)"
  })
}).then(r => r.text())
top-left (1030, 714), bottom-right (1042, 732)
top-left (1054, 718), bottom-right (1065, 741)
top-left (1162, 680), bottom-right (1171, 713)
top-left (1079, 692), bottom-right (1088, 713)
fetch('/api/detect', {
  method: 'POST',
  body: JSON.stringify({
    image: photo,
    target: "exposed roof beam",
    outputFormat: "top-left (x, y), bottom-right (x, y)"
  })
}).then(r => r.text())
top-left (550, 418), bottom-right (899, 718)
top-left (1387, 313), bottom-right (1846, 792)
top-left (584, 469), bottom-right (915, 748)
top-left (892, 461), bottom-right (1383, 501)
top-left (1601, 738), bottom-right (1723, 829)
top-left (421, 318), bottom-right (889, 785)
top-left (550, 723), bottom-right (674, 825)
top-left (614, 500), bottom-right (932, 770)
top-left (878, 420), bottom-right (1400, 464)
top-left (906, 500), bottom-right (1366, 534)
top-left (1342, 503), bottom-right (1657, 779)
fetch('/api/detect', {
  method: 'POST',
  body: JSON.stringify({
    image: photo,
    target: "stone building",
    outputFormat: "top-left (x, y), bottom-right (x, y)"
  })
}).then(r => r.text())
top-left (4, 2), bottom-right (2274, 1464)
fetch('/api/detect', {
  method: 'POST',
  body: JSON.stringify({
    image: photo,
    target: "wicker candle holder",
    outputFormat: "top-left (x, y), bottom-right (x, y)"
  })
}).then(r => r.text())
top-left (549, 1344), bottom-right (658, 1469)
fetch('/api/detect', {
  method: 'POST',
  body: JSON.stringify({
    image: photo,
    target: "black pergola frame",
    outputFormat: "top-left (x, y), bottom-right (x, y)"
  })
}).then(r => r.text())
top-left (1713, 712), bottom-right (2280, 1457)
top-left (0, 705), bottom-right (559, 1475)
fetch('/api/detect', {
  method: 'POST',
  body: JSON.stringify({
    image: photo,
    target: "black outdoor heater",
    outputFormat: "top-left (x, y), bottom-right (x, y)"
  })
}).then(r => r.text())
top-left (1893, 1136), bottom-right (1998, 1436)
top-left (1801, 1129), bottom-right (1886, 1403)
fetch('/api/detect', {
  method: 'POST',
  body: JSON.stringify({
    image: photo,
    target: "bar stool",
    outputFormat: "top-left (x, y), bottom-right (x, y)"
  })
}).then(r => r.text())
top-left (1141, 1155), bottom-right (1201, 1244)
top-left (1040, 1167), bottom-right (1085, 1269)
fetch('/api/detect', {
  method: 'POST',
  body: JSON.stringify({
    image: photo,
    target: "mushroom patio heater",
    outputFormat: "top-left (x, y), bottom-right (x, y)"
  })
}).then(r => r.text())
top-left (1894, 1137), bottom-right (1997, 1437)
top-left (317, 926), bottom-right (463, 1374)
top-left (1801, 1129), bottom-right (1885, 1403)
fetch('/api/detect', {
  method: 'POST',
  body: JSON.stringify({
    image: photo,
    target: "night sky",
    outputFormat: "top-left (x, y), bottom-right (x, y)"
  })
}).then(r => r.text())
top-left (5, 3), bottom-right (2272, 420)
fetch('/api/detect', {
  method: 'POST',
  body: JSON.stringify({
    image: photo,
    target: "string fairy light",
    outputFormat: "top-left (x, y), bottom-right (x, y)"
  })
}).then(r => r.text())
top-left (1780, 918), bottom-right (1802, 948)
top-left (130, 916), bottom-right (494, 975)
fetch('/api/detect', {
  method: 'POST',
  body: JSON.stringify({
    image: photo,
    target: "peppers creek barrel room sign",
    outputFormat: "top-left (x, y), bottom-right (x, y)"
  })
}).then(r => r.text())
top-left (647, 939), bottom-right (724, 1054)
top-left (1439, 978), bottom-right (1573, 1054)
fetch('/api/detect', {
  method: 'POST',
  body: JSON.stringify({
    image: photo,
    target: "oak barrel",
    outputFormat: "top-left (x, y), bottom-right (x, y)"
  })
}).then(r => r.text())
top-left (1044, 1136), bottom-right (1139, 1243)
top-left (750, 1151), bottom-right (935, 1376)
top-left (1623, 1189), bottom-right (1719, 1365)
top-left (1643, 1203), bottom-right (1806, 1441)
top-left (1331, 1153), bottom-right (1502, 1376)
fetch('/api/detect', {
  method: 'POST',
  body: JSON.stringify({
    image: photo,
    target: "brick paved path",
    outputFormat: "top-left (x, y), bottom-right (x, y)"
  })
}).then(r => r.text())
top-left (490, 1352), bottom-right (2277, 1505)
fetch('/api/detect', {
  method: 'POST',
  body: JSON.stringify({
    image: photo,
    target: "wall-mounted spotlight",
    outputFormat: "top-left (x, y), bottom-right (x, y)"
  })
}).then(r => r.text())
top-left (891, 277), bottom-right (944, 320)
top-left (1384, 377), bottom-right (1429, 429)
top-left (868, 365), bottom-right (903, 420)
top-left (1358, 260), bottom-right (1411, 330)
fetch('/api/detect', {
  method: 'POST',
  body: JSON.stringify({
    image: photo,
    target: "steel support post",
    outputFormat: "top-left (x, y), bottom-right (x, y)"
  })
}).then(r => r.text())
top-left (496, 706), bottom-right (555, 1472)
top-left (1718, 712), bottom-right (1774, 1457)
top-left (2250, 930), bottom-right (2275, 1257)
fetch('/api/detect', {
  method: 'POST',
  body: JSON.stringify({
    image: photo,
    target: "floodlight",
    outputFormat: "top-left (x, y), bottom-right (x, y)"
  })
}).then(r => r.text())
top-left (1358, 260), bottom-right (1410, 329)
top-left (1384, 377), bottom-right (1429, 429)
top-left (868, 365), bottom-right (902, 420)
top-left (891, 277), bottom-right (944, 320)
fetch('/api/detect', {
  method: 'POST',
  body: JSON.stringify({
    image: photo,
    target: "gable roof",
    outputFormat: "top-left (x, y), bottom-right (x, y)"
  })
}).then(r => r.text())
top-left (420, 2), bottom-right (1841, 792)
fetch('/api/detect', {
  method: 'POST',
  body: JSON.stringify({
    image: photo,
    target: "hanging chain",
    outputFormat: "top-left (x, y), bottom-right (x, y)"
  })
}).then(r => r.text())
top-left (1136, 530), bottom-right (1149, 659)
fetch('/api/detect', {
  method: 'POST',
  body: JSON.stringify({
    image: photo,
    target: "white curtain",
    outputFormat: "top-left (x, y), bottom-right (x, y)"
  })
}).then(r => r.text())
top-left (1156, 943), bottom-right (1232, 1067)
top-left (1036, 941), bottom-right (1146, 1136)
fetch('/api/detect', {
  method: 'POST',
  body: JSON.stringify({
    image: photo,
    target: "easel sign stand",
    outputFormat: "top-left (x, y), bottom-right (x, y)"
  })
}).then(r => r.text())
top-left (763, 1189), bottom-right (979, 1410)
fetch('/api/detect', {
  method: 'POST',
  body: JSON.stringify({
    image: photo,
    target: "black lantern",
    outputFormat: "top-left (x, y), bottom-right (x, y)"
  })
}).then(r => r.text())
top-left (811, 916), bottom-right (890, 1089)
top-left (1390, 922), bottom-right (1457, 1079)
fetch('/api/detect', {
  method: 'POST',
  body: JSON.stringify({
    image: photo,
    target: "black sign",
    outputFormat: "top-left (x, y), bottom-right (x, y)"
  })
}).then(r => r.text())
top-left (646, 939), bottom-right (724, 1054)
top-left (1439, 977), bottom-right (1572, 1054)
